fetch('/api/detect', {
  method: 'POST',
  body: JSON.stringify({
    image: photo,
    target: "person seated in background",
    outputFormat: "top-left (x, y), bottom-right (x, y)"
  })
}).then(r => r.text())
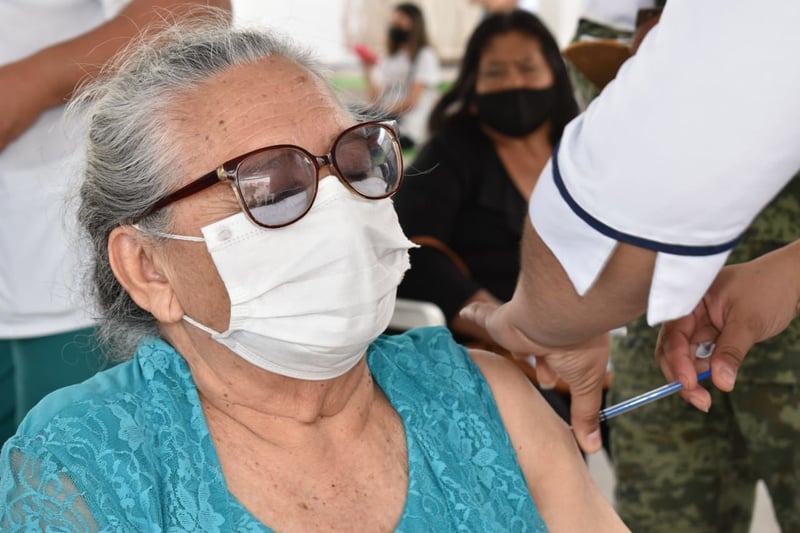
top-left (393, 10), bottom-right (611, 425)
top-left (0, 13), bottom-right (627, 531)
top-left (360, 2), bottom-right (440, 149)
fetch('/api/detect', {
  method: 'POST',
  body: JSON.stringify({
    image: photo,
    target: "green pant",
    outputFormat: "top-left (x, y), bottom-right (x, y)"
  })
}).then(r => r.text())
top-left (610, 339), bottom-right (800, 532)
top-left (0, 327), bottom-right (109, 445)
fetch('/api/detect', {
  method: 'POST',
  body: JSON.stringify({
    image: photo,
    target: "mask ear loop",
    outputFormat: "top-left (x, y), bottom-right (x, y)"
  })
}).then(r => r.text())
top-left (130, 224), bottom-right (218, 333)
top-left (183, 314), bottom-right (221, 336)
top-left (131, 223), bottom-right (205, 242)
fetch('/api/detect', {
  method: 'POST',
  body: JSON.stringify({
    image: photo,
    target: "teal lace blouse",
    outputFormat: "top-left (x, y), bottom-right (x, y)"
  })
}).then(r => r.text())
top-left (1, 326), bottom-right (545, 531)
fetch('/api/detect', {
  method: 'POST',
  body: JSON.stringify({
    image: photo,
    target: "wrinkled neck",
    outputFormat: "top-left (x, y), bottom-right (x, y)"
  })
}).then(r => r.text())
top-left (194, 352), bottom-right (378, 449)
top-left (162, 318), bottom-right (375, 446)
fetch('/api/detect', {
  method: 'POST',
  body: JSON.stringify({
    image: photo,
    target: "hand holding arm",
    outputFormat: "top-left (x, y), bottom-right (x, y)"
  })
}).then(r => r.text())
top-left (460, 216), bottom-right (652, 452)
top-left (656, 239), bottom-right (800, 410)
top-left (462, 218), bottom-right (654, 349)
top-left (449, 289), bottom-right (504, 344)
top-left (461, 295), bottom-right (611, 454)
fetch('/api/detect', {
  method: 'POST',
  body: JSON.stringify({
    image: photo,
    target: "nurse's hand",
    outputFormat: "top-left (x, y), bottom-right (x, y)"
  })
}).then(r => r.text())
top-left (460, 300), bottom-right (610, 454)
top-left (656, 240), bottom-right (800, 411)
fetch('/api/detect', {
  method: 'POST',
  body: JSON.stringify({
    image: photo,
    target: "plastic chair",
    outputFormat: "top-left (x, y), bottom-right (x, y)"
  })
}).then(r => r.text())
top-left (388, 298), bottom-right (447, 331)
top-left (562, 39), bottom-right (631, 91)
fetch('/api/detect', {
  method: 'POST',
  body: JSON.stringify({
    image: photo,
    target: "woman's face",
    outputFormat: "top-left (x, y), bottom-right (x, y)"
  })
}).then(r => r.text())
top-left (157, 57), bottom-right (354, 333)
top-left (475, 32), bottom-right (554, 95)
top-left (389, 9), bottom-right (414, 31)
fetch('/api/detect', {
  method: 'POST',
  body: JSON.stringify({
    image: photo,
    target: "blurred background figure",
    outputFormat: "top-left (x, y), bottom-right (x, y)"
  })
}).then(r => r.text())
top-left (576, 0), bottom-right (663, 40)
top-left (0, 0), bottom-right (231, 446)
top-left (359, 2), bottom-right (441, 149)
top-left (393, 9), bottom-right (601, 427)
top-left (564, 0), bottom-right (664, 108)
top-left (470, 0), bottom-right (540, 16)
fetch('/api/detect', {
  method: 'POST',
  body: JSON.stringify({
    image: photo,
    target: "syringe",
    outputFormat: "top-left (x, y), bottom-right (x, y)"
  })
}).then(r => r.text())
top-left (599, 370), bottom-right (713, 422)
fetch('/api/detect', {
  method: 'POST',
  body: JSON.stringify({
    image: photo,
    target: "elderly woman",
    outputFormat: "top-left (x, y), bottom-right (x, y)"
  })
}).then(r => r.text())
top-left (0, 16), bottom-right (626, 532)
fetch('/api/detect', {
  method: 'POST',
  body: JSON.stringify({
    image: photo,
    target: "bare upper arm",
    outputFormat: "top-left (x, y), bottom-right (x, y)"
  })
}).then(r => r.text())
top-left (468, 348), bottom-right (628, 532)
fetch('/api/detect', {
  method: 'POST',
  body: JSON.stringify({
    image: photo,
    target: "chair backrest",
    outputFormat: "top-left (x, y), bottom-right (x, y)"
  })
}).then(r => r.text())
top-left (389, 297), bottom-right (447, 331)
top-left (562, 39), bottom-right (631, 91)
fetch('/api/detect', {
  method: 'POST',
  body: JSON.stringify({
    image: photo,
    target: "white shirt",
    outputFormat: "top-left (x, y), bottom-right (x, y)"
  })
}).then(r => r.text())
top-left (529, 0), bottom-right (800, 325)
top-left (0, 0), bottom-right (128, 338)
top-left (371, 46), bottom-right (440, 145)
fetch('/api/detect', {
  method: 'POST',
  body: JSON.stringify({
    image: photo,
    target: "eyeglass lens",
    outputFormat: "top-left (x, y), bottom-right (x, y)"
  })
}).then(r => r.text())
top-left (235, 123), bottom-right (401, 227)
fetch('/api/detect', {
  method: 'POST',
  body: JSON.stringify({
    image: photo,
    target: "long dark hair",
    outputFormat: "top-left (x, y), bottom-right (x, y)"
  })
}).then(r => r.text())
top-left (428, 10), bottom-right (578, 145)
top-left (387, 2), bottom-right (430, 61)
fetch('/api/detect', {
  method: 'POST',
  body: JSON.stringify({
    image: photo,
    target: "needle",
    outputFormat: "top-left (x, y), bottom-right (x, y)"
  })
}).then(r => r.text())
top-left (599, 370), bottom-right (712, 422)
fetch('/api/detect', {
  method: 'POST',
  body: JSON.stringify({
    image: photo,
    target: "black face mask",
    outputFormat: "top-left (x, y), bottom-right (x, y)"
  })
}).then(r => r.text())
top-left (388, 26), bottom-right (411, 47)
top-left (474, 87), bottom-right (558, 137)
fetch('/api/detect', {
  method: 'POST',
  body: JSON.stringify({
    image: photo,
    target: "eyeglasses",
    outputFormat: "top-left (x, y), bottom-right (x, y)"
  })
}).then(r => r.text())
top-left (136, 121), bottom-right (403, 228)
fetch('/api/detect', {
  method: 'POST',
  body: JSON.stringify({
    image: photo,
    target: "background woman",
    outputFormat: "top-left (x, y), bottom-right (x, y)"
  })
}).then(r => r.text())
top-left (393, 10), bottom-right (588, 407)
top-left (361, 2), bottom-right (441, 149)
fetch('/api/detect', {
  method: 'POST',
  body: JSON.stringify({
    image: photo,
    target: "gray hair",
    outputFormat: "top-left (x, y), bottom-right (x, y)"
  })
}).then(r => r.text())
top-left (73, 10), bottom-right (334, 358)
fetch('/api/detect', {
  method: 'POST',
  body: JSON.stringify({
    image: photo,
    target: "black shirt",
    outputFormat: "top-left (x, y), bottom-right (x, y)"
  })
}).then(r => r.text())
top-left (393, 115), bottom-right (529, 323)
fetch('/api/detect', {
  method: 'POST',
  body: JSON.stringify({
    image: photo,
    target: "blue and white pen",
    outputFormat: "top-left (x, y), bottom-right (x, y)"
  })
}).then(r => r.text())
top-left (599, 370), bottom-right (713, 422)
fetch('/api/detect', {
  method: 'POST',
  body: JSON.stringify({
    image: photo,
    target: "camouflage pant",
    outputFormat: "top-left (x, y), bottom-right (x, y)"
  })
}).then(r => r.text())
top-left (609, 348), bottom-right (800, 532)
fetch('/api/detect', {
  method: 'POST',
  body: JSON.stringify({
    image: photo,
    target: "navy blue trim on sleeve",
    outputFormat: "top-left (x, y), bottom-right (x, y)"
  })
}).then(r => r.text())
top-left (550, 142), bottom-right (743, 256)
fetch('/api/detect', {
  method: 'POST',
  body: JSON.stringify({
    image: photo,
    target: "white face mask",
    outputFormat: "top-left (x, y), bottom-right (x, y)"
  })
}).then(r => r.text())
top-left (155, 177), bottom-right (415, 380)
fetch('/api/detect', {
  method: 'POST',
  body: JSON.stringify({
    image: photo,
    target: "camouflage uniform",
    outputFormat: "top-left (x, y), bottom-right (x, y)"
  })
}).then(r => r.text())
top-left (609, 175), bottom-right (800, 532)
top-left (566, 19), bottom-right (633, 110)
top-left (566, 1), bottom-right (667, 110)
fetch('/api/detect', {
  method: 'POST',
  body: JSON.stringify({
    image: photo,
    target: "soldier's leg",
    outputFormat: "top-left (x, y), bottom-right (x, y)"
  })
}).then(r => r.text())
top-left (711, 388), bottom-right (759, 533)
top-left (732, 382), bottom-right (800, 532)
top-left (610, 343), bottom-right (756, 532)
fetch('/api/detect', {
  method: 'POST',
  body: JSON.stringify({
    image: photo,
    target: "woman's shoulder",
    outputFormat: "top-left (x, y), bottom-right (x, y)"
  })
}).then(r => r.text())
top-left (368, 327), bottom-right (492, 399)
top-left (8, 338), bottom-right (199, 471)
top-left (373, 325), bottom-right (463, 355)
top-left (371, 329), bottom-right (548, 531)
top-left (1, 338), bottom-right (223, 529)
top-left (14, 363), bottom-right (138, 440)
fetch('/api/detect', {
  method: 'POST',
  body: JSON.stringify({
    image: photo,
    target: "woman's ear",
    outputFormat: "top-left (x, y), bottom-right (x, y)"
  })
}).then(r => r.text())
top-left (108, 226), bottom-right (185, 324)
